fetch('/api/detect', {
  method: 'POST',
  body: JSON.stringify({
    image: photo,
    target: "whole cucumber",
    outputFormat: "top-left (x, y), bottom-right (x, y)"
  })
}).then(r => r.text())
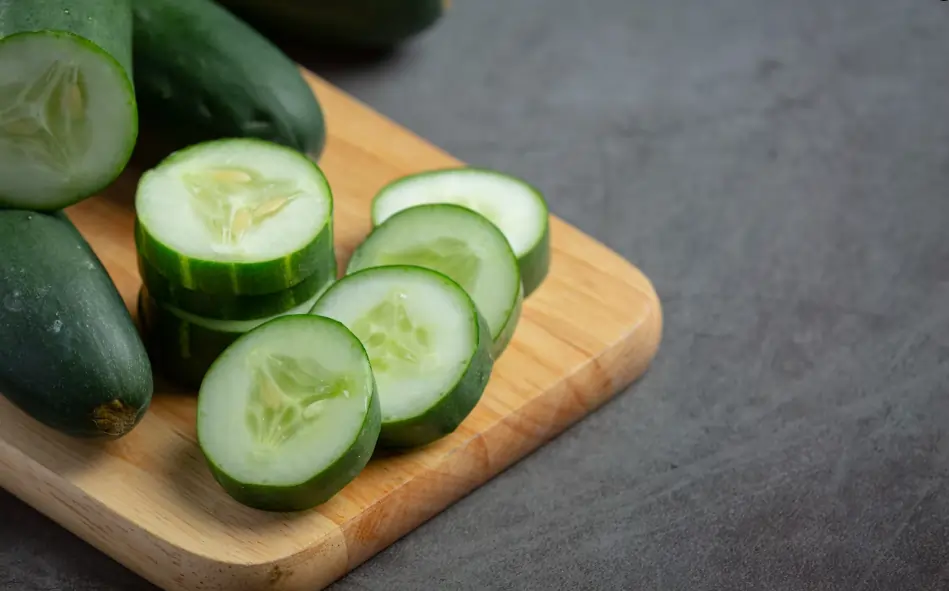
top-left (0, 210), bottom-right (153, 439)
top-left (218, 0), bottom-right (447, 49)
top-left (131, 0), bottom-right (326, 159)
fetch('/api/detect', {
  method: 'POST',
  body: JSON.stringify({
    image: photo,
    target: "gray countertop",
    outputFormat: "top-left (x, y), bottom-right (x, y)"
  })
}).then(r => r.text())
top-left (5, 0), bottom-right (949, 589)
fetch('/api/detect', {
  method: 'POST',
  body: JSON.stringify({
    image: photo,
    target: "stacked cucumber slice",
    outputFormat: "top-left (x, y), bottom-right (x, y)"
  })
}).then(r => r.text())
top-left (135, 138), bottom-right (336, 387)
top-left (132, 138), bottom-right (551, 511)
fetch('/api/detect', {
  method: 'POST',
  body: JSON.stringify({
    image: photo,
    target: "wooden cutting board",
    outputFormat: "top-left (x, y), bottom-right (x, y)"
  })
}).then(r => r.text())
top-left (0, 70), bottom-right (662, 591)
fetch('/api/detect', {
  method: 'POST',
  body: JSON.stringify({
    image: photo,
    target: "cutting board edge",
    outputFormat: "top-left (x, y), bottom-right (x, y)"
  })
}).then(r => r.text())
top-left (0, 68), bottom-right (666, 591)
top-left (0, 272), bottom-right (661, 591)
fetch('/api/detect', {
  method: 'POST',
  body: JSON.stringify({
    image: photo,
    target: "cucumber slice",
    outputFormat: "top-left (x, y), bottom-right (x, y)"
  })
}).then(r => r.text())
top-left (370, 168), bottom-right (550, 296)
top-left (135, 138), bottom-right (335, 296)
top-left (311, 265), bottom-right (493, 448)
top-left (197, 315), bottom-right (380, 512)
top-left (0, 1), bottom-right (138, 210)
top-left (138, 252), bottom-right (336, 321)
top-left (347, 204), bottom-right (522, 357)
top-left (139, 281), bottom-right (329, 388)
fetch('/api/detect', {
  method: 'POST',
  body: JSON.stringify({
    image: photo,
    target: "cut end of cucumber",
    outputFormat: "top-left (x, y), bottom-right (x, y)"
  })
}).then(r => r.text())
top-left (314, 266), bottom-right (481, 424)
top-left (137, 138), bottom-right (332, 264)
top-left (0, 32), bottom-right (136, 209)
top-left (91, 399), bottom-right (144, 438)
top-left (349, 204), bottom-right (521, 348)
top-left (198, 315), bottom-right (378, 498)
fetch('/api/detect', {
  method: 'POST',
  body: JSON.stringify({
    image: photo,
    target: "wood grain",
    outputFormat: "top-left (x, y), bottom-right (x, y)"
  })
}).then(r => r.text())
top-left (0, 71), bottom-right (663, 591)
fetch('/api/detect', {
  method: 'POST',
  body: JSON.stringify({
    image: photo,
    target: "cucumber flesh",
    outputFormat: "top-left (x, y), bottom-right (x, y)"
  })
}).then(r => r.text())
top-left (138, 253), bottom-right (335, 321)
top-left (139, 280), bottom-right (329, 388)
top-left (0, 32), bottom-right (137, 209)
top-left (136, 138), bottom-right (334, 295)
top-left (312, 265), bottom-right (493, 447)
top-left (197, 315), bottom-right (380, 511)
top-left (347, 203), bottom-right (522, 357)
top-left (371, 168), bottom-right (550, 296)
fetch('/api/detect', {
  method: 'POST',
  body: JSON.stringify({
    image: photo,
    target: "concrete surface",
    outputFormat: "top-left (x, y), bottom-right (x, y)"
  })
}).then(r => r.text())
top-left (4, 0), bottom-right (949, 589)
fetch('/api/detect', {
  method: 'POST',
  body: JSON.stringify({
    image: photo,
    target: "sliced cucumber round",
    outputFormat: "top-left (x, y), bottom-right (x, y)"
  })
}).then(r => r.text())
top-left (138, 253), bottom-right (336, 321)
top-left (135, 138), bottom-right (335, 296)
top-left (0, 31), bottom-right (137, 210)
top-left (347, 203), bottom-right (522, 357)
top-left (197, 315), bottom-right (380, 512)
top-left (370, 167), bottom-right (550, 296)
top-left (311, 265), bottom-right (493, 448)
top-left (138, 282), bottom-right (328, 388)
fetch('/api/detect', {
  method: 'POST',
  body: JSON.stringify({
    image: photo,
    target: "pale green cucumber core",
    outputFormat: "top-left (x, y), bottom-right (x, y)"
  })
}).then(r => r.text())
top-left (313, 267), bottom-right (477, 423)
top-left (199, 320), bottom-right (372, 487)
top-left (244, 350), bottom-right (356, 453)
top-left (137, 139), bottom-right (331, 263)
top-left (376, 237), bottom-right (481, 294)
top-left (0, 60), bottom-right (88, 174)
top-left (183, 165), bottom-right (300, 249)
top-left (0, 33), bottom-right (135, 208)
top-left (350, 288), bottom-right (437, 376)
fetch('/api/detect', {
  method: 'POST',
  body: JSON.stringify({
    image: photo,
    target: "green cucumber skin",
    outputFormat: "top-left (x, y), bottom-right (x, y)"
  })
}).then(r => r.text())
top-left (0, 211), bottom-right (153, 438)
top-left (519, 225), bottom-right (550, 297)
top-left (490, 281), bottom-right (523, 359)
top-left (379, 308), bottom-right (493, 449)
top-left (138, 253), bottom-right (336, 321)
top-left (135, 218), bottom-right (335, 296)
top-left (130, 0), bottom-right (326, 158)
top-left (349, 203), bottom-right (522, 353)
top-left (138, 288), bottom-right (240, 389)
top-left (0, 0), bottom-right (134, 74)
top-left (0, 1), bottom-right (138, 210)
top-left (198, 315), bottom-right (382, 512)
top-left (217, 0), bottom-right (445, 49)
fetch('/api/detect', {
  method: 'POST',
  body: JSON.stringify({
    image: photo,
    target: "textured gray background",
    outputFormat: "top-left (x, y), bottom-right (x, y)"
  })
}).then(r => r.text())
top-left (4, 0), bottom-right (949, 589)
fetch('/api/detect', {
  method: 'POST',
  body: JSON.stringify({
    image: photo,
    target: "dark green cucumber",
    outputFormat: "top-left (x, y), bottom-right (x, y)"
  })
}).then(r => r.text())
top-left (0, 0), bottom-right (138, 210)
top-left (218, 0), bottom-right (447, 49)
top-left (311, 265), bottom-right (493, 448)
top-left (138, 252), bottom-right (335, 321)
top-left (131, 0), bottom-right (326, 159)
top-left (139, 284), bottom-right (326, 388)
top-left (197, 315), bottom-right (381, 512)
top-left (0, 210), bottom-right (152, 438)
top-left (134, 138), bottom-right (336, 296)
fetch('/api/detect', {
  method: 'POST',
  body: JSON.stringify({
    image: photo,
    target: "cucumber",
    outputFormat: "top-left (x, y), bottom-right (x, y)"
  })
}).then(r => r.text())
top-left (197, 315), bottom-right (380, 512)
top-left (311, 266), bottom-right (493, 448)
top-left (135, 138), bottom-right (335, 296)
top-left (139, 282), bottom-right (329, 388)
top-left (217, 0), bottom-right (447, 49)
top-left (137, 251), bottom-right (335, 321)
top-left (346, 204), bottom-right (522, 357)
top-left (131, 0), bottom-right (326, 159)
top-left (0, 0), bottom-right (138, 210)
top-left (371, 167), bottom-right (551, 297)
top-left (0, 210), bottom-right (152, 438)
